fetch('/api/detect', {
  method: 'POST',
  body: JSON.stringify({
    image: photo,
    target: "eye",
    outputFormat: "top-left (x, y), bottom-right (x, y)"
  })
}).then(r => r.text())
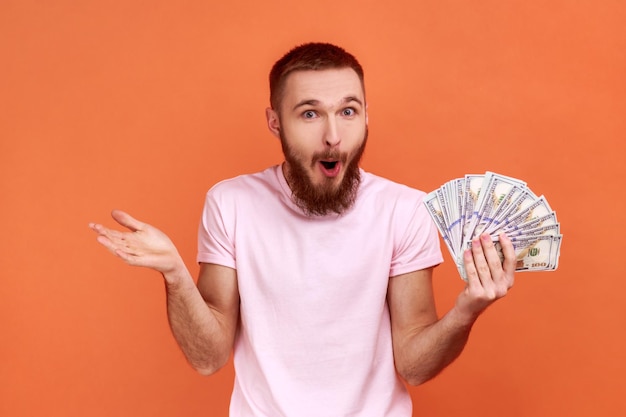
top-left (303, 110), bottom-right (317, 119)
top-left (342, 108), bottom-right (356, 117)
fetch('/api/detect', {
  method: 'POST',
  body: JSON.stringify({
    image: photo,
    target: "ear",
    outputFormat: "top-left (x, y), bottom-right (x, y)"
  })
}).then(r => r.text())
top-left (365, 102), bottom-right (369, 126)
top-left (265, 108), bottom-right (281, 139)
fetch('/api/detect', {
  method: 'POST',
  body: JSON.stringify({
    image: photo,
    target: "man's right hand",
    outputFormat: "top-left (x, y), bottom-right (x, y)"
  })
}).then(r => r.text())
top-left (89, 210), bottom-right (184, 280)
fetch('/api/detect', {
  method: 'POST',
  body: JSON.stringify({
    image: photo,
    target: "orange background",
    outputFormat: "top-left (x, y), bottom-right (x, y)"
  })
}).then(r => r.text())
top-left (1, 1), bottom-right (625, 416)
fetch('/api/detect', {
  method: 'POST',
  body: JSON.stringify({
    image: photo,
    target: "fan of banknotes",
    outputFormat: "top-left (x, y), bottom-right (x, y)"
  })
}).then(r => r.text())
top-left (423, 172), bottom-right (562, 280)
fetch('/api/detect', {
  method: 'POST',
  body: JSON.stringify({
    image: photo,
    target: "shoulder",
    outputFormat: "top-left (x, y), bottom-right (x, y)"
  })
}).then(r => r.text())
top-left (360, 170), bottom-right (427, 206)
top-left (207, 166), bottom-right (281, 202)
top-left (358, 170), bottom-right (434, 233)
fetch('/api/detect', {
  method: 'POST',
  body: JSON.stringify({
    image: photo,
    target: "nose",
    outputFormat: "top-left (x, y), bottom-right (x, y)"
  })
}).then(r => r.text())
top-left (323, 117), bottom-right (341, 148)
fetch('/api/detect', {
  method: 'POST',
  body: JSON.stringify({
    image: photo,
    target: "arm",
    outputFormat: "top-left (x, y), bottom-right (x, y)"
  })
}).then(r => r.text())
top-left (165, 263), bottom-right (239, 375)
top-left (89, 210), bottom-right (239, 375)
top-left (388, 232), bottom-right (516, 386)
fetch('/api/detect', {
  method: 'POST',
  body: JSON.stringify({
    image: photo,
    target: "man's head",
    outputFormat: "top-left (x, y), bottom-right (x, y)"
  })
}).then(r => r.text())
top-left (269, 42), bottom-right (365, 113)
top-left (266, 43), bottom-right (368, 216)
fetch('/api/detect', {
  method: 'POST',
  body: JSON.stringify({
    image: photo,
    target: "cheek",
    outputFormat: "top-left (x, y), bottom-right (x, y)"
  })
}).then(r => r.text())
top-left (341, 123), bottom-right (367, 144)
top-left (281, 130), bottom-right (315, 163)
top-left (283, 124), bottom-right (322, 149)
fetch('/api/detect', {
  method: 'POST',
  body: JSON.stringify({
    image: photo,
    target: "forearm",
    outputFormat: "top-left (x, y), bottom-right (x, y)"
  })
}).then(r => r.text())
top-left (163, 266), bottom-right (233, 375)
top-left (390, 234), bottom-right (516, 386)
top-left (90, 211), bottom-right (236, 374)
top-left (394, 305), bottom-right (478, 386)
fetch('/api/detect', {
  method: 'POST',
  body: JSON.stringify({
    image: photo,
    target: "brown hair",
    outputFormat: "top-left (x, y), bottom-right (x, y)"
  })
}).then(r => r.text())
top-left (269, 42), bottom-right (365, 111)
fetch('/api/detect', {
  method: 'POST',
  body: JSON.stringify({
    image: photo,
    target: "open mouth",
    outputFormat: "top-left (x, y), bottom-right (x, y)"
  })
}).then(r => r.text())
top-left (320, 161), bottom-right (338, 170)
top-left (319, 160), bottom-right (341, 177)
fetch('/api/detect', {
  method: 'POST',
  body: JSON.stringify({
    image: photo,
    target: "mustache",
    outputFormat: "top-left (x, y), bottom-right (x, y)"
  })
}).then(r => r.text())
top-left (311, 151), bottom-right (348, 164)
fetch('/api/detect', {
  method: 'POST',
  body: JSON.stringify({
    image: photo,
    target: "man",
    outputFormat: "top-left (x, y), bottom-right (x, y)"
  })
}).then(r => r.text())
top-left (90, 42), bottom-right (515, 416)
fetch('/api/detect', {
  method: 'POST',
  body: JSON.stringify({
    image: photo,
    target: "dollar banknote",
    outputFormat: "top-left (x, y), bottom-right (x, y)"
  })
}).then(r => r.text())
top-left (424, 172), bottom-right (562, 280)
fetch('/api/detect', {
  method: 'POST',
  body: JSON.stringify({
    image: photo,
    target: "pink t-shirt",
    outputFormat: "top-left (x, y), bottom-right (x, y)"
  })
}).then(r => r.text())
top-left (197, 165), bottom-right (442, 417)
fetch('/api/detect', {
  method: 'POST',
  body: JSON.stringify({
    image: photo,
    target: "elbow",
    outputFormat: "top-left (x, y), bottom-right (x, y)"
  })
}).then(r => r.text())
top-left (193, 364), bottom-right (219, 376)
top-left (192, 361), bottom-right (226, 376)
top-left (397, 368), bottom-right (425, 386)
top-left (190, 353), bottom-right (230, 376)
top-left (194, 366), bottom-right (219, 377)
top-left (402, 373), bottom-right (431, 387)
top-left (396, 362), bottom-right (439, 387)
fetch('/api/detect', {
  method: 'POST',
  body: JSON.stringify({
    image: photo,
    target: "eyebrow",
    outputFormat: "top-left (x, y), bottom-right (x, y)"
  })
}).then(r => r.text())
top-left (292, 96), bottom-right (363, 111)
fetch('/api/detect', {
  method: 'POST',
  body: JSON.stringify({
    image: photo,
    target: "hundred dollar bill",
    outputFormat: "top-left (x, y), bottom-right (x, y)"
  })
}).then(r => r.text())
top-left (447, 178), bottom-right (465, 254)
top-left (484, 189), bottom-right (540, 235)
top-left (467, 173), bottom-right (527, 241)
top-left (461, 174), bottom-right (486, 246)
top-left (496, 196), bottom-right (553, 233)
top-left (502, 213), bottom-right (559, 235)
top-left (480, 183), bottom-right (528, 235)
top-left (423, 191), bottom-right (455, 256)
top-left (435, 187), bottom-right (455, 249)
top-left (456, 234), bottom-right (562, 280)
top-left (506, 222), bottom-right (561, 237)
top-left (509, 234), bottom-right (562, 271)
top-left (462, 172), bottom-right (494, 243)
top-left (424, 171), bottom-right (561, 280)
top-left (486, 234), bottom-right (562, 271)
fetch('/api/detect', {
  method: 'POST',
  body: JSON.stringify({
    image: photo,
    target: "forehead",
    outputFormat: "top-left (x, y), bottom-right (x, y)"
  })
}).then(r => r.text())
top-left (281, 68), bottom-right (364, 109)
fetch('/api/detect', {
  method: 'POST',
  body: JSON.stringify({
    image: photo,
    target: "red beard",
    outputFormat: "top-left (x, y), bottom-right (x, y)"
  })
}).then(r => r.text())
top-left (280, 129), bottom-right (367, 216)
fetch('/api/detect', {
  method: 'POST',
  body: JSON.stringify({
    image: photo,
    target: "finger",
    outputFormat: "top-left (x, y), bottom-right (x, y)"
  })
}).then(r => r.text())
top-left (470, 236), bottom-right (494, 287)
top-left (90, 219), bottom-right (143, 264)
top-left (498, 232), bottom-right (516, 288)
top-left (89, 222), bottom-right (114, 235)
top-left (92, 222), bottom-right (140, 253)
top-left (96, 234), bottom-right (127, 256)
top-left (113, 248), bottom-right (141, 265)
top-left (96, 234), bottom-right (143, 263)
top-left (89, 222), bottom-right (112, 236)
top-left (479, 233), bottom-right (504, 278)
top-left (111, 210), bottom-right (145, 232)
top-left (463, 247), bottom-right (481, 288)
top-left (90, 223), bottom-right (127, 246)
top-left (89, 222), bottom-right (104, 235)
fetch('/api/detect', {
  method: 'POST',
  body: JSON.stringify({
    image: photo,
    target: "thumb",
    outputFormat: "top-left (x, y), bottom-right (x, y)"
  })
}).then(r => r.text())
top-left (111, 209), bottom-right (144, 232)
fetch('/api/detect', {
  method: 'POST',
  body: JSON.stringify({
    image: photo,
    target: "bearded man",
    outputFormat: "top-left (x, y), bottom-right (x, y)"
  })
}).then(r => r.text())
top-left (90, 42), bottom-right (516, 417)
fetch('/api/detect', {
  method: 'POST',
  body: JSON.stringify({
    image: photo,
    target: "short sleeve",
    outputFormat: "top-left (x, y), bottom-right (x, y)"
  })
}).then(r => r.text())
top-left (196, 186), bottom-right (237, 269)
top-left (389, 191), bottom-right (443, 277)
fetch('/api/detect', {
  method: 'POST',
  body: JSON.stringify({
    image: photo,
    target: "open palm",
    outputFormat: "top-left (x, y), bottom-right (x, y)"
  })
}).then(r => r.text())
top-left (89, 210), bottom-right (182, 275)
